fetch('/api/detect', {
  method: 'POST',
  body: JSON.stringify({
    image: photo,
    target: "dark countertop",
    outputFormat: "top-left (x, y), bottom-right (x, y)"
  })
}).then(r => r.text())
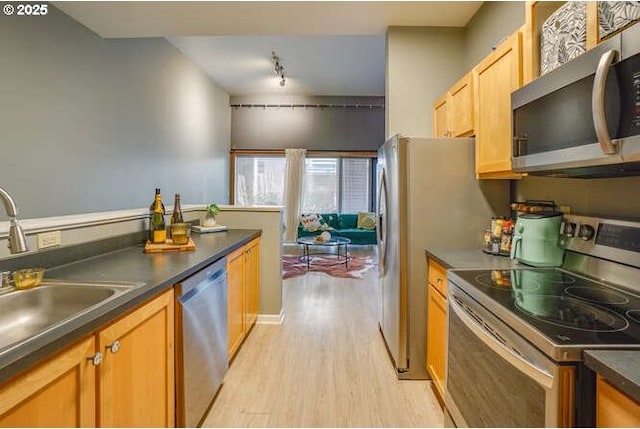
top-left (584, 350), bottom-right (640, 403)
top-left (0, 229), bottom-right (261, 384)
top-left (425, 248), bottom-right (521, 270)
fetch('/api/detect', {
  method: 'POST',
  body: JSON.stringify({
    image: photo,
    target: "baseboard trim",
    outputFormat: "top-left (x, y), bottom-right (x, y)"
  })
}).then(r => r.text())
top-left (257, 310), bottom-right (286, 325)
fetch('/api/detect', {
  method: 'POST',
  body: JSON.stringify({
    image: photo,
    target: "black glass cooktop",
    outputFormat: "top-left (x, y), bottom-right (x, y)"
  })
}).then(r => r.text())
top-left (451, 268), bottom-right (640, 347)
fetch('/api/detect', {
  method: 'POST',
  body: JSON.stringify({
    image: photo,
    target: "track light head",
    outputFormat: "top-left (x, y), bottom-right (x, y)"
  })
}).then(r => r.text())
top-left (271, 50), bottom-right (286, 87)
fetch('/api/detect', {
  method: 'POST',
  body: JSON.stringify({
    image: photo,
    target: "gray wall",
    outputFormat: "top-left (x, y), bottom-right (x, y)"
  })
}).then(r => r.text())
top-left (463, 1), bottom-right (526, 70)
top-left (230, 95), bottom-right (384, 151)
top-left (386, 26), bottom-right (466, 138)
top-left (0, 6), bottom-right (230, 219)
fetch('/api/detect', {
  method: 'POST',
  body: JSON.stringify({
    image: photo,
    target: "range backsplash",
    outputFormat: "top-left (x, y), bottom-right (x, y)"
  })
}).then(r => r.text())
top-left (515, 175), bottom-right (640, 219)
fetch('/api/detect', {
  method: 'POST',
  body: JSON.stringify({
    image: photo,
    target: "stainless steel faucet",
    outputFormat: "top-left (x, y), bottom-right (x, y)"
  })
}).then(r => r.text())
top-left (0, 187), bottom-right (29, 253)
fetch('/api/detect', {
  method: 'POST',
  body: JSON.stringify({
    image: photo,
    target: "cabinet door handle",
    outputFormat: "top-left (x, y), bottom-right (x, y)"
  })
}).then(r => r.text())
top-left (88, 351), bottom-right (104, 366)
top-left (107, 340), bottom-right (121, 354)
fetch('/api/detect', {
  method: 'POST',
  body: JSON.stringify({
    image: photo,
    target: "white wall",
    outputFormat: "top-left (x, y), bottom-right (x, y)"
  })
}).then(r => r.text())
top-left (385, 27), bottom-right (465, 139)
top-left (0, 6), bottom-right (231, 219)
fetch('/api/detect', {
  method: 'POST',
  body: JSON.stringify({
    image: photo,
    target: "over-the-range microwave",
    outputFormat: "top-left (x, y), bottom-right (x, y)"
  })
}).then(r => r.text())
top-left (511, 22), bottom-right (640, 178)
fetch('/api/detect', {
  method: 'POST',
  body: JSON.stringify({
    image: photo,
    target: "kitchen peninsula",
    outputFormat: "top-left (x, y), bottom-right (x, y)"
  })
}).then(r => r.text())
top-left (0, 226), bottom-right (260, 426)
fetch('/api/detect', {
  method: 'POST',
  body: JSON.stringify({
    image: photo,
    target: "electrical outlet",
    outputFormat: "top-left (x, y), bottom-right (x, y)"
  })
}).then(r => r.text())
top-left (37, 231), bottom-right (61, 249)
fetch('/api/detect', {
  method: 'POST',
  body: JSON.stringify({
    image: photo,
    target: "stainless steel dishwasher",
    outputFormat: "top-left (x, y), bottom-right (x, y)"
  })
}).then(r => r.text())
top-left (175, 257), bottom-right (228, 427)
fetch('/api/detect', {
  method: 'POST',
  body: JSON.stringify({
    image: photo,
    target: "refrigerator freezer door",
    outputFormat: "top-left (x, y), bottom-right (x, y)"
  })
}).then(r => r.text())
top-left (378, 135), bottom-right (408, 372)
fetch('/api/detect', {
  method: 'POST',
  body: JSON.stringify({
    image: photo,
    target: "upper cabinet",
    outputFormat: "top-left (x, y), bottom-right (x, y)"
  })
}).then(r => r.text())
top-left (473, 31), bottom-right (524, 179)
top-left (448, 73), bottom-right (475, 138)
top-left (523, 1), bottom-right (639, 84)
top-left (432, 72), bottom-right (474, 138)
top-left (433, 94), bottom-right (449, 138)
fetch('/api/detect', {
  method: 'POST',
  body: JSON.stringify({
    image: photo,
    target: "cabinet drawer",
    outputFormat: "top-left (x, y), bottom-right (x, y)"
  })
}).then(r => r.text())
top-left (428, 259), bottom-right (447, 296)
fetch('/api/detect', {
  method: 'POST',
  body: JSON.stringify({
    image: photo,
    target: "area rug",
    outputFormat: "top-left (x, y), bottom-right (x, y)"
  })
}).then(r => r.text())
top-left (282, 255), bottom-right (376, 280)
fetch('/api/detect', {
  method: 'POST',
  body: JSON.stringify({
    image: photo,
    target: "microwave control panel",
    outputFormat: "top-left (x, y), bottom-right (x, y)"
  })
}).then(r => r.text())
top-left (618, 54), bottom-right (640, 136)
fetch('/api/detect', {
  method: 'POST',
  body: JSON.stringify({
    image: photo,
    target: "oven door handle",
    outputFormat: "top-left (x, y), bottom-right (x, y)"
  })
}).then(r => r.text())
top-left (449, 297), bottom-right (554, 390)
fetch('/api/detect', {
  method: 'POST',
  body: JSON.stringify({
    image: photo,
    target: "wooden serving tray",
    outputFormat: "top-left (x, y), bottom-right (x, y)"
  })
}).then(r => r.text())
top-left (144, 238), bottom-right (196, 253)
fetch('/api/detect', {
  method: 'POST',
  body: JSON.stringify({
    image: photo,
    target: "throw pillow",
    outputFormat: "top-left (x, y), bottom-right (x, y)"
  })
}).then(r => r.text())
top-left (300, 213), bottom-right (330, 232)
top-left (357, 212), bottom-right (376, 230)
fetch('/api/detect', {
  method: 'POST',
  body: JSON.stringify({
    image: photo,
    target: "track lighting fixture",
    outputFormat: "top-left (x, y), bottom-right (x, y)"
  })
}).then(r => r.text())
top-left (271, 51), bottom-right (286, 87)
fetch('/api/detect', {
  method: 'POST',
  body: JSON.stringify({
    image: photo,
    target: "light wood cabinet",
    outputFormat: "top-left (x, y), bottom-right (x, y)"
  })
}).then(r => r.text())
top-left (432, 73), bottom-right (474, 138)
top-left (227, 246), bottom-right (246, 361)
top-left (447, 72), bottom-right (474, 137)
top-left (596, 375), bottom-right (640, 428)
top-left (473, 30), bottom-right (524, 179)
top-left (433, 94), bottom-right (449, 138)
top-left (98, 289), bottom-right (175, 427)
top-left (427, 259), bottom-right (447, 297)
top-left (227, 237), bottom-right (261, 361)
top-left (0, 336), bottom-right (97, 427)
top-left (0, 289), bottom-right (175, 428)
top-left (245, 238), bottom-right (260, 330)
top-left (523, 1), bottom-right (603, 84)
top-left (426, 258), bottom-right (448, 403)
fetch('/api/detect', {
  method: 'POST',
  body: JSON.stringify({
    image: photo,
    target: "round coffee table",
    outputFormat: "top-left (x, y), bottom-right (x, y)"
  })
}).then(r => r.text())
top-left (297, 236), bottom-right (351, 270)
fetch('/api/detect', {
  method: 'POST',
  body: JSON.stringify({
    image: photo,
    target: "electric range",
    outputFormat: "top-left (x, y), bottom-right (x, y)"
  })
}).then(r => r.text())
top-left (444, 214), bottom-right (640, 427)
top-left (448, 214), bottom-right (640, 362)
top-left (450, 267), bottom-right (640, 362)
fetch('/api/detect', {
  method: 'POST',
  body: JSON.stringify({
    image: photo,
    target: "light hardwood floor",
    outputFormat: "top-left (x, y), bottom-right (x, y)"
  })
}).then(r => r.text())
top-left (202, 248), bottom-right (443, 428)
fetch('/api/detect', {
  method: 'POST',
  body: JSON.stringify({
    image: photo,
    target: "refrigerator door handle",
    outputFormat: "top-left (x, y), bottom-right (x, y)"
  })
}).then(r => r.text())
top-left (377, 167), bottom-right (387, 273)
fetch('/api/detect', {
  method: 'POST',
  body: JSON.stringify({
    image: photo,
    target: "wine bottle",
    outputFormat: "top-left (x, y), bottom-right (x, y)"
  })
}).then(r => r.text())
top-left (149, 188), bottom-right (166, 215)
top-left (150, 194), bottom-right (166, 244)
top-left (149, 188), bottom-right (166, 241)
top-left (171, 193), bottom-right (183, 225)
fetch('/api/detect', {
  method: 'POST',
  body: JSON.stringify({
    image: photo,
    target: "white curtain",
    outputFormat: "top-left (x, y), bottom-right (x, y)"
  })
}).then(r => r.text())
top-left (283, 148), bottom-right (306, 242)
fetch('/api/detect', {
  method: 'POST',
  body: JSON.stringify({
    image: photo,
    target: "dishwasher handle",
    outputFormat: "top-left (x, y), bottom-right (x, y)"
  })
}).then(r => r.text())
top-left (179, 268), bottom-right (226, 305)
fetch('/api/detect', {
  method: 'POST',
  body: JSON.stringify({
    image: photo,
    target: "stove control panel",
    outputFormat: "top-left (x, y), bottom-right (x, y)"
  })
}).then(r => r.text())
top-left (561, 214), bottom-right (640, 269)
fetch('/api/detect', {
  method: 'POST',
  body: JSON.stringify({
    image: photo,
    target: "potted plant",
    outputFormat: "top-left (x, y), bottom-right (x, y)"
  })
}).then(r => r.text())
top-left (202, 203), bottom-right (220, 227)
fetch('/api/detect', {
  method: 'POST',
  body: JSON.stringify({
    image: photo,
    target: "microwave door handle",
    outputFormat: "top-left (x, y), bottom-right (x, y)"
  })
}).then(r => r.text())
top-left (449, 296), bottom-right (554, 390)
top-left (592, 49), bottom-right (618, 155)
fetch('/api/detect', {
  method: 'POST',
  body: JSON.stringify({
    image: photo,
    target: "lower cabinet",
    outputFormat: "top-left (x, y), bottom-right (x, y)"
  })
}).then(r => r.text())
top-left (426, 283), bottom-right (447, 402)
top-left (596, 375), bottom-right (640, 427)
top-left (245, 238), bottom-right (260, 329)
top-left (227, 246), bottom-right (246, 361)
top-left (98, 289), bottom-right (175, 427)
top-left (0, 289), bottom-right (175, 428)
top-left (426, 258), bottom-right (447, 403)
top-left (0, 336), bottom-right (97, 427)
top-left (227, 237), bottom-right (261, 362)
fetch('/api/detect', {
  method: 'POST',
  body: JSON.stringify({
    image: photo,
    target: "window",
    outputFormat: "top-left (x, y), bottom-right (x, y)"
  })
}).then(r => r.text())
top-left (235, 156), bottom-right (286, 206)
top-left (302, 158), bottom-right (338, 213)
top-left (234, 154), bottom-right (374, 213)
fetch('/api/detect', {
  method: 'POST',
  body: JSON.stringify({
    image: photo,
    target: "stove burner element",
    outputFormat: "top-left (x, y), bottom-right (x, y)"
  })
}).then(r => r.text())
top-left (516, 295), bottom-right (629, 332)
top-left (627, 310), bottom-right (640, 324)
top-left (565, 287), bottom-right (630, 305)
top-left (546, 272), bottom-right (576, 284)
top-left (475, 270), bottom-right (540, 290)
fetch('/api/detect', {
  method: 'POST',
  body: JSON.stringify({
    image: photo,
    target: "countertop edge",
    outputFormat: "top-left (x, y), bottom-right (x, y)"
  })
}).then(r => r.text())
top-left (584, 350), bottom-right (640, 404)
top-left (0, 229), bottom-right (261, 385)
top-left (425, 248), bottom-right (519, 271)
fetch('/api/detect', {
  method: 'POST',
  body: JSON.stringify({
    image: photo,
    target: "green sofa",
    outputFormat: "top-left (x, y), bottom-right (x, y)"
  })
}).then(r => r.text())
top-left (297, 213), bottom-right (377, 245)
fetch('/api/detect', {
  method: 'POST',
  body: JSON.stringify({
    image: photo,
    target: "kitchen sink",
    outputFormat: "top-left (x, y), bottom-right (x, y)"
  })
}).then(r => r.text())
top-left (0, 280), bottom-right (141, 352)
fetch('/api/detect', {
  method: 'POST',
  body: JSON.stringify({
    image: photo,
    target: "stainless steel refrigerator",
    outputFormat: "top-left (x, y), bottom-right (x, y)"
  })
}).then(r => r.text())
top-left (376, 134), bottom-right (509, 379)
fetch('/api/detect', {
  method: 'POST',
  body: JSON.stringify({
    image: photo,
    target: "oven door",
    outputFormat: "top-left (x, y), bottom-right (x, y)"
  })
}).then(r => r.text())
top-left (445, 284), bottom-right (575, 428)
